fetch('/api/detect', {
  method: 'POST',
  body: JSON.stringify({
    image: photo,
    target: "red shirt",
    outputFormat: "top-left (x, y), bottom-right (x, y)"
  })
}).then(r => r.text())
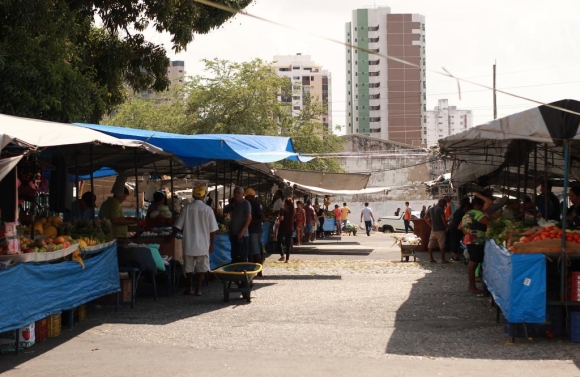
top-left (333, 208), bottom-right (342, 220)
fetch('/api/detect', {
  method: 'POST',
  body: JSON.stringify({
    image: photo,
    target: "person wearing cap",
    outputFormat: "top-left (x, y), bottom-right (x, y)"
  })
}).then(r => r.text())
top-left (173, 185), bottom-right (219, 296)
top-left (64, 191), bottom-right (97, 221)
top-left (99, 187), bottom-right (137, 238)
top-left (223, 186), bottom-right (252, 263)
top-left (244, 188), bottom-right (266, 269)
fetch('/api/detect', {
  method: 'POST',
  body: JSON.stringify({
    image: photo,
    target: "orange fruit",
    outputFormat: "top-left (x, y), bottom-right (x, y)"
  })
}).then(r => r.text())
top-left (53, 236), bottom-right (65, 245)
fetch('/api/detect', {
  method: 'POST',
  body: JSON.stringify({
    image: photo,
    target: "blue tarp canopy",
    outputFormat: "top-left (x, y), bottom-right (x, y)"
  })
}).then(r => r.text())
top-left (76, 123), bottom-right (312, 168)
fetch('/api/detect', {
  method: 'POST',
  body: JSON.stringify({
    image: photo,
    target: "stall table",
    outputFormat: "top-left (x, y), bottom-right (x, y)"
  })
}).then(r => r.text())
top-left (0, 243), bottom-right (120, 334)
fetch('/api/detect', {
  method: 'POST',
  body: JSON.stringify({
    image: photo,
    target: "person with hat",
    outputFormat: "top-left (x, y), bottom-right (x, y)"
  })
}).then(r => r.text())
top-left (223, 186), bottom-right (252, 263)
top-left (173, 185), bottom-right (219, 296)
top-left (244, 188), bottom-right (266, 270)
top-left (64, 191), bottom-right (97, 221)
top-left (98, 186), bottom-right (137, 238)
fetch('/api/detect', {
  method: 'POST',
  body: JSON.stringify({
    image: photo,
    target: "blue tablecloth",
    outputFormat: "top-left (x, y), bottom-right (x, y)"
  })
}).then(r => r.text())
top-left (0, 244), bottom-right (120, 333)
top-left (483, 240), bottom-right (546, 323)
top-left (322, 218), bottom-right (336, 232)
top-left (210, 224), bottom-right (271, 270)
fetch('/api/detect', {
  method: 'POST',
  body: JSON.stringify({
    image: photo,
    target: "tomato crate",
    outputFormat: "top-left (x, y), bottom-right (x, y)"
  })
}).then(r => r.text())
top-left (47, 313), bottom-right (61, 338)
top-left (568, 272), bottom-right (580, 301)
top-left (34, 318), bottom-right (48, 343)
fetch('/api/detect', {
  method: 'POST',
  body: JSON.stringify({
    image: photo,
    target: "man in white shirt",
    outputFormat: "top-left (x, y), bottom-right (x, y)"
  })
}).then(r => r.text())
top-left (360, 203), bottom-right (375, 237)
top-left (173, 185), bottom-right (219, 296)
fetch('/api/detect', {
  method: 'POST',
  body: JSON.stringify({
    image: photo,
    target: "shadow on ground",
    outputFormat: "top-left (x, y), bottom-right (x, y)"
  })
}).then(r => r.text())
top-left (385, 256), bottom-right (580, 363)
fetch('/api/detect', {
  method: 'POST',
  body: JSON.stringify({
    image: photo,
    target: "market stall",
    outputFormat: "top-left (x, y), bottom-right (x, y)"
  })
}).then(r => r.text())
top-left (439, 99), bottom-right (580, 340)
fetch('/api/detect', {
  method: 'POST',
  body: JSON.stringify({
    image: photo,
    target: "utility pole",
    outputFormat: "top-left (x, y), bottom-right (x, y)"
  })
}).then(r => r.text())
top-left (493, 61), bottom-right (497, 119)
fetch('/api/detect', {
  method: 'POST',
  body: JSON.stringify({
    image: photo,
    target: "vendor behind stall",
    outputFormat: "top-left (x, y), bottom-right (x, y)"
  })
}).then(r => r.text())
top-left (64, 191), bottom-right (96, 221)
top-left (99, 175), bottom-right (138, 238)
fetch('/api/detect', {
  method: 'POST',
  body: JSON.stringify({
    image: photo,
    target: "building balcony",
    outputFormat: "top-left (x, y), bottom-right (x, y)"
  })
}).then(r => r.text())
top-left (369, 37), bottom-right (380, 43)
top-left (368, 59), bottom-right (380, 66)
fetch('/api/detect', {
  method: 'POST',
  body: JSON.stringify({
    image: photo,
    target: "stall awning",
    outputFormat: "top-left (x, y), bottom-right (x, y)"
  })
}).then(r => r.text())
top-left (0, 155), bottom-right (23, 182)
top-left (76, 123), bottom-right (313, 167)
top-left (438, 99), bottom-right (580, 186)
top-left (274, 168), bottom-right (371, 191)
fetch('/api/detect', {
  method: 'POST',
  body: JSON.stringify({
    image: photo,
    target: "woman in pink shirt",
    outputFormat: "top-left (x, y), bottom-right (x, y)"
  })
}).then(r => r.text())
top-left (294, 201), bottom-right (306, 245)
top-left (333, 204), bottom-right (342, 235)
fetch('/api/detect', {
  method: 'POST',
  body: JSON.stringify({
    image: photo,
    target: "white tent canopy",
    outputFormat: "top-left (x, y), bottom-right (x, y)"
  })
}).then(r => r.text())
top-left (438, 99), bottom-right (580, 187)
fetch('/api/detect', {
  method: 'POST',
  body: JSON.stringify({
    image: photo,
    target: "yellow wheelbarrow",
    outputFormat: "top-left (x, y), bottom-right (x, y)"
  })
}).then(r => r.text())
top-left (211, 262), bottom-right (263, 302)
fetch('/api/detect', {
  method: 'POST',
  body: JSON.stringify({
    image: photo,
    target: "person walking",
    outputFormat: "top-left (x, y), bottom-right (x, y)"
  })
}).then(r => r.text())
top-left (420, 205), bottom-right (427, 219)
top-left (223, 186), bottom-right (252, 263)
top-left (360, 202), bottom-right (375, 236)
top-left (333, 204), bottom-right (342, 235)
top-left (341, 203), bottom-right (351, 229)
top-left (277, 198), bottom-right (295, 263)
top-left (403, 202), bottom-right (414, 234)
top-left (173, 185), bottom-right (218, 296)
top-left (424, 198), bottom-right (449, 263)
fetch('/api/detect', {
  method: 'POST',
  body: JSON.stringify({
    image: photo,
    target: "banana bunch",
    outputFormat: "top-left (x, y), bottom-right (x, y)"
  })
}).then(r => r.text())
top-left (79, 237), bottom-right (100, 247)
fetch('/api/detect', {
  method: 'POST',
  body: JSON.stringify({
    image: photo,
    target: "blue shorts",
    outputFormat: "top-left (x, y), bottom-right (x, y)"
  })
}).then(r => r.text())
top-left (249, 233), bottom-right (262, 255)
top-left (304, 224), bottom-right (313, 234)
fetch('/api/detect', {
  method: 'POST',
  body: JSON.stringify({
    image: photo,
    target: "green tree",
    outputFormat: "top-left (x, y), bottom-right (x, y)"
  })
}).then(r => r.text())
top-left (184, 58), bottom-right (291, 135)
top-left (0, 0), bottom-right (253, 123)
top-left (108, 58), bottom-right (345, 172)
top-left (107, 85), bottom-right (194, 134)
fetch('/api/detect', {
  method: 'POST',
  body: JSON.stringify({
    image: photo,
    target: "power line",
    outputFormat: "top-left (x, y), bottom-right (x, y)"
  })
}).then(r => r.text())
top-left (190, 0), bottom-right (580, 119)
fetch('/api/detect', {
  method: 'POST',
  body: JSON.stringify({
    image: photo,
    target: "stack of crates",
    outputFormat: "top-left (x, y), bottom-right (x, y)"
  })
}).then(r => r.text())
top-left (34, 317), bottom-right (48, 343)
top-left (47, 313), bottom-right (62, 338)
top-left (569, 271), bottom-right (580, 301)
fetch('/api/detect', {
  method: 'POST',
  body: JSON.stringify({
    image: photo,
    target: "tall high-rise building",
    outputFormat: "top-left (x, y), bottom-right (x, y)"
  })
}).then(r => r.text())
top-left (273, 54), bottom-right (332, 129)
top-left (425, 99), bottom-right (473, 147)
top-left (345, 7), bottom-right (425, 146)
top-left (167, 60), bottom-right (186, 85)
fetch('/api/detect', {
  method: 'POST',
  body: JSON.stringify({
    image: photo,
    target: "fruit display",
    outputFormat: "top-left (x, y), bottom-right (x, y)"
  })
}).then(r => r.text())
top-left (508, 226), bottom-right (580, 254)
top-left (485, 219), bottom-right (525, 246)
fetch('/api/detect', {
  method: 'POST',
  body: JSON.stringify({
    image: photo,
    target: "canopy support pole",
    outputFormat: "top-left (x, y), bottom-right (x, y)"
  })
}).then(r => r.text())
top-left (223, 161), bottom-right (227, 210)
top-left (90, 144), bottom-right (95, 224)
top-left (214, 162), bottom-right (218, 211)
top-left (560, 141), bottom-right (570, 305)
top-left (134, 149), bottom-right (140, 242)
top-left (170, 159), bottom-right (175, 215)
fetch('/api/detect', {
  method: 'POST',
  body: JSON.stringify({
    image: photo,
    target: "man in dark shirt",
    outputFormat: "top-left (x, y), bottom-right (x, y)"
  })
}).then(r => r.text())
top-left (223, 187), bottom-right (252, 263)
top-left (536, 180), bottom-right (560, 221)
top-left (244, 188), bottom-right (265, 269)
top-left (424, 198), bottom-right (449, 263)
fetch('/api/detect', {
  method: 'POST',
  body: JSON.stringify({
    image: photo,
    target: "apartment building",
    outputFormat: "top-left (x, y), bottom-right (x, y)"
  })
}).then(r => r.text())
top-left (345, 7), bottom-right (426, 146)
top-left (272, 54), bottom-right (332, 129)
top-left (425, 99), bottom-right (473, 147)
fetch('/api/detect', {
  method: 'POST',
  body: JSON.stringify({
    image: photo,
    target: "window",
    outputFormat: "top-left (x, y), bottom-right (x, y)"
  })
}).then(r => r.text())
top-left (355, 84), bottom-right (358, 88)
top-left (293, 76), bottom-right (300, 80)
top-left (423, 129), bottom-right (427, 135)
top-left (292, 66), bottom-right (300, 70)
top-left (355, 38), bottom-right (357, 42)
top-left (293, 96), bottom-right (300, 100)
top-left (356, 106), bottom-right (358, 110)
top-left (279, 68), bottom-right (290, 71)
top-left (356, 117), bottom-right (358, 121)
top-left (323, 117), bottom-right (326, 122)
top-left (355, 61), bottom-right (357, 65)
top-left (311, 76), bottom-right (314, 81)
top-left (293, 106), bottom-right (300, 110)
top-left (423, 116), bottom-right (426, 123)
top-left (362, 106), bottom-right (365, 109)
top-left (178, 70), bottom-right (183, 73)
top-left (354, 27), bottom-right (357, 31)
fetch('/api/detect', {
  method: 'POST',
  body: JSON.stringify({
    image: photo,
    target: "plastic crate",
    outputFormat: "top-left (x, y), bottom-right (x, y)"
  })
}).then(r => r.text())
top-left (78, 304), bottom-right (87, 321)
top-left (35, 318), bottom-right (48, 343)
top-left (569, 272), bottom-right (580, 301)
top-left (47, 313), bottom-right (61, 338)
top-left (571, 312), bottom-right (580, 343)
top-left (504, 321), bottom-right (546, 338)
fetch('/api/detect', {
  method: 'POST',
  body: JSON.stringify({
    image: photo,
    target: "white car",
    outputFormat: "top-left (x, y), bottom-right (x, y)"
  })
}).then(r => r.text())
top-left (376, 211), bottom-right (421, 233)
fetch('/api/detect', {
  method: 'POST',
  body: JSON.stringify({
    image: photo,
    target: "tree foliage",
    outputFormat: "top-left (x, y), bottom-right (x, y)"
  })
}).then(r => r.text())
top-left (0, 0), bottom-right (253, 122)
top-left (109, 58), bottom-right (345, 172)
top-left (184, 59), bottom-right (291, 135)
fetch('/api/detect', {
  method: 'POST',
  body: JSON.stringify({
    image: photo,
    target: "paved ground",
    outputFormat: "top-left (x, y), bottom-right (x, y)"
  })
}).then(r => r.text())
top-left (1, 232), bottom-right (579, 376)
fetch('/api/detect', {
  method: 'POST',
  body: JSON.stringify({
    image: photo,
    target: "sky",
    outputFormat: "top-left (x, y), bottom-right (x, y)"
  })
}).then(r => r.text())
top-left (145, 0), bottom-right (580, 133)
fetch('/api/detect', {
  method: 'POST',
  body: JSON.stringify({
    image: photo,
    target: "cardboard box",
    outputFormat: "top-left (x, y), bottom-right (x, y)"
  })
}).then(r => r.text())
top-left (95, 278), bottom-right (132, 304)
